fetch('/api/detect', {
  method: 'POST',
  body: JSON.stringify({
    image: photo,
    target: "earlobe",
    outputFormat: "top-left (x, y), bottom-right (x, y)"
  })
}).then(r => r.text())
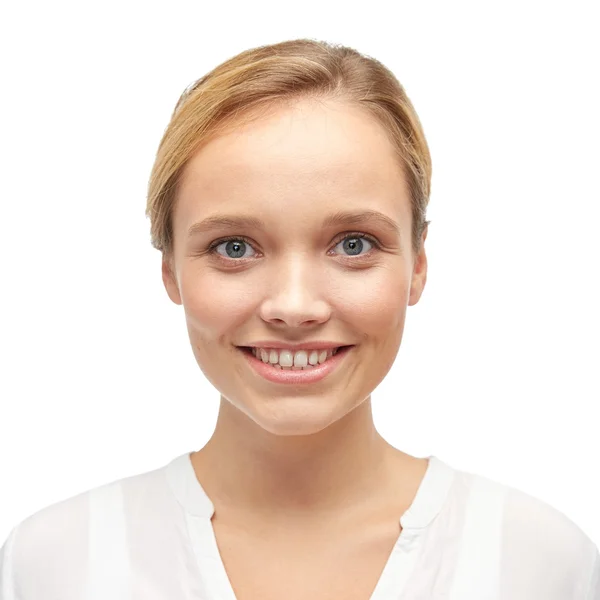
top-left (162, 257), bottom-right (182, 305)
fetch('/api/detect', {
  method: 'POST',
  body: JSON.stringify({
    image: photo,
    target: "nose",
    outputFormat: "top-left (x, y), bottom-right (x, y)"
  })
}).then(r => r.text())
top-left (258, 256), bottom-right (331, 329)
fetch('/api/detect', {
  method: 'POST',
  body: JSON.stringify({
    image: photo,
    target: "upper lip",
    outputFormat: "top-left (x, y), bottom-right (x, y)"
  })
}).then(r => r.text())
top-left (238, 341), bottom-right (353, 350)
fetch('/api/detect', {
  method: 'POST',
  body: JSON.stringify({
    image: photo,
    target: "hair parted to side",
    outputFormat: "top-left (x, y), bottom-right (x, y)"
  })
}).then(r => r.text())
top-left (146, 38), bottom-right (432, 260)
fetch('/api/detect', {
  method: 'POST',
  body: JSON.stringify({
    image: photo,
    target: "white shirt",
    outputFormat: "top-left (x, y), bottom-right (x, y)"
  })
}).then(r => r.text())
top-left (1, 451), bottom-right (598, 599)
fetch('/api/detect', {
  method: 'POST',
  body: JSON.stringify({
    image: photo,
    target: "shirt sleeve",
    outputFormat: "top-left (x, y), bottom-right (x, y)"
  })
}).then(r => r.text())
top-left (500, 486), bottom-right (599, 598)
top-left (586, 546), bottom-right (600, 600)
top-left (0, 524), bottom-right (19, 600)
top-left (0, 491), bottom-right (90, 600)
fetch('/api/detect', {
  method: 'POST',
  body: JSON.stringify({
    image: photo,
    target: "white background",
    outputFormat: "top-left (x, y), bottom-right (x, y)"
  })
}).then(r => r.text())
top-left (1, 1), bottom-right (598, 549)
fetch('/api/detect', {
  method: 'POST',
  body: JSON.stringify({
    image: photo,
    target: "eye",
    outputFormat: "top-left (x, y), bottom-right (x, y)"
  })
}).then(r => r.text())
top-left (209, 237), bottom-right (258, 260)
top-left (331, 233), bottom-right (378, 257)
top-left (206, 232), bottom-right (381, 261)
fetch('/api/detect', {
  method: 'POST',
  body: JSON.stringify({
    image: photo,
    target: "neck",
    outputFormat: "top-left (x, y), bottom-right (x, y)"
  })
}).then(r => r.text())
top-left (191, 395), bottom-right (407, 523)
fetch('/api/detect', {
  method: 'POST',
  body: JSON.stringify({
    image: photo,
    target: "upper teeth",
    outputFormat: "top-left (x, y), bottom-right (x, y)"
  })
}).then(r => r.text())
top-left (251, 348), bottom-right (339, 367)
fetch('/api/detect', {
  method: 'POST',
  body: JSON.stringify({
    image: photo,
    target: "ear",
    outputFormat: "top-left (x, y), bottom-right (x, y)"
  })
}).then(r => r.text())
top-left (408, 226), bottom-right (428, 306)
top-left (162, 255), bottom-right (182, 305)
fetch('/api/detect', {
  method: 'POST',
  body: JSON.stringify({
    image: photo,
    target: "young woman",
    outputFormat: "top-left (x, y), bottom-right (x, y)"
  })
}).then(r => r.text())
top-left (1, 38), bottom-right (598, 600)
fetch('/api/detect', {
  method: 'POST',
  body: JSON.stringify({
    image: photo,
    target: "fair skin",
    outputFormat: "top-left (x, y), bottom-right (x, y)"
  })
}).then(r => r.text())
top-left (162, 97), bottom-right (429, 598)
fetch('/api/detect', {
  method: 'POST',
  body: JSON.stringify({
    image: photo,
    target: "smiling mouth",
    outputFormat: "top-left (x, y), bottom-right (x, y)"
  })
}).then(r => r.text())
top-left (238, 345), bottom-right (354, 370)
top-left (236, 344), bottom-right (355, 383)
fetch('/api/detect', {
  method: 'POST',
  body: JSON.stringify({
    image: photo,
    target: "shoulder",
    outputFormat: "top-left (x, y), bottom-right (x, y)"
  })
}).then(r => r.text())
top-left (502, 480), bottom-right (598, 596)
top-left (0, 485), bottom-right (90, 599)
top-left (501, 479), bottom-right (593, 548)
top-left (0, 463), bottom-right (166, 599)
top-left (457, 467), bottom-right (599, 597)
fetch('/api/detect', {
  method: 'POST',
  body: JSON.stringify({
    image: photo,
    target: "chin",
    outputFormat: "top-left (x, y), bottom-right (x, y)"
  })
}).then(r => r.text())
top-left (239, 396), bottom-right (357, 437)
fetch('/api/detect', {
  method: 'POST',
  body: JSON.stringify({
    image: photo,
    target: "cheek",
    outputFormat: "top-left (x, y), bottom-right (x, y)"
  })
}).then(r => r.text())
top-left (333, 267), bottom-right (409, 333)
top-left (179, 267), bottom-right (258, 336)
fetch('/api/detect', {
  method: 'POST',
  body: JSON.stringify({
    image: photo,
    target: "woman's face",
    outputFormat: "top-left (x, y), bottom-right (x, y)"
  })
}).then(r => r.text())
top-left (163, 98), bottom-right (427, 435)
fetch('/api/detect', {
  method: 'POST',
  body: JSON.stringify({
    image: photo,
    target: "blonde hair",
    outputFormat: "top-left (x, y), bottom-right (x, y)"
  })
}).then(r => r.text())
top-left (146, 38), bottom-right (432, 259)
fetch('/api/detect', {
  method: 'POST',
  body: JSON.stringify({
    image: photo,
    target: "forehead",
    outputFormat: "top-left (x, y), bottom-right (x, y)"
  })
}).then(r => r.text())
top-left (175, 99), bottom-right (410, 224)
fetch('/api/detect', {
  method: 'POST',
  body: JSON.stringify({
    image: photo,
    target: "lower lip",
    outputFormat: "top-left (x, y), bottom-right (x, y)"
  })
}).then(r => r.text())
top-left (238, 346), bottom-right (354, 385)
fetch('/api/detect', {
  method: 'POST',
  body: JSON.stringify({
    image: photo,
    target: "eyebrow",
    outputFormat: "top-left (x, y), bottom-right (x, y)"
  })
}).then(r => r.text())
top-left (187, 209), bottom-right (402, 240)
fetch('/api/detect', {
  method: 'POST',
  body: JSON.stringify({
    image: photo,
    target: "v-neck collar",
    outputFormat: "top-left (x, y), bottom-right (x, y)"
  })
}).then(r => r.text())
top-left (166, 450), bottom-right (456, 599)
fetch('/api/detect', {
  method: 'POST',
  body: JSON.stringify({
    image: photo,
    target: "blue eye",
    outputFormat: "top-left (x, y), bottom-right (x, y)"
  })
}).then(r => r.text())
top-left (207, 232), bottom-right (380, 261)
top-left (211, 238), bottom-right (258, 259)
top-left (332, 234), bottom-right (375, 257)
